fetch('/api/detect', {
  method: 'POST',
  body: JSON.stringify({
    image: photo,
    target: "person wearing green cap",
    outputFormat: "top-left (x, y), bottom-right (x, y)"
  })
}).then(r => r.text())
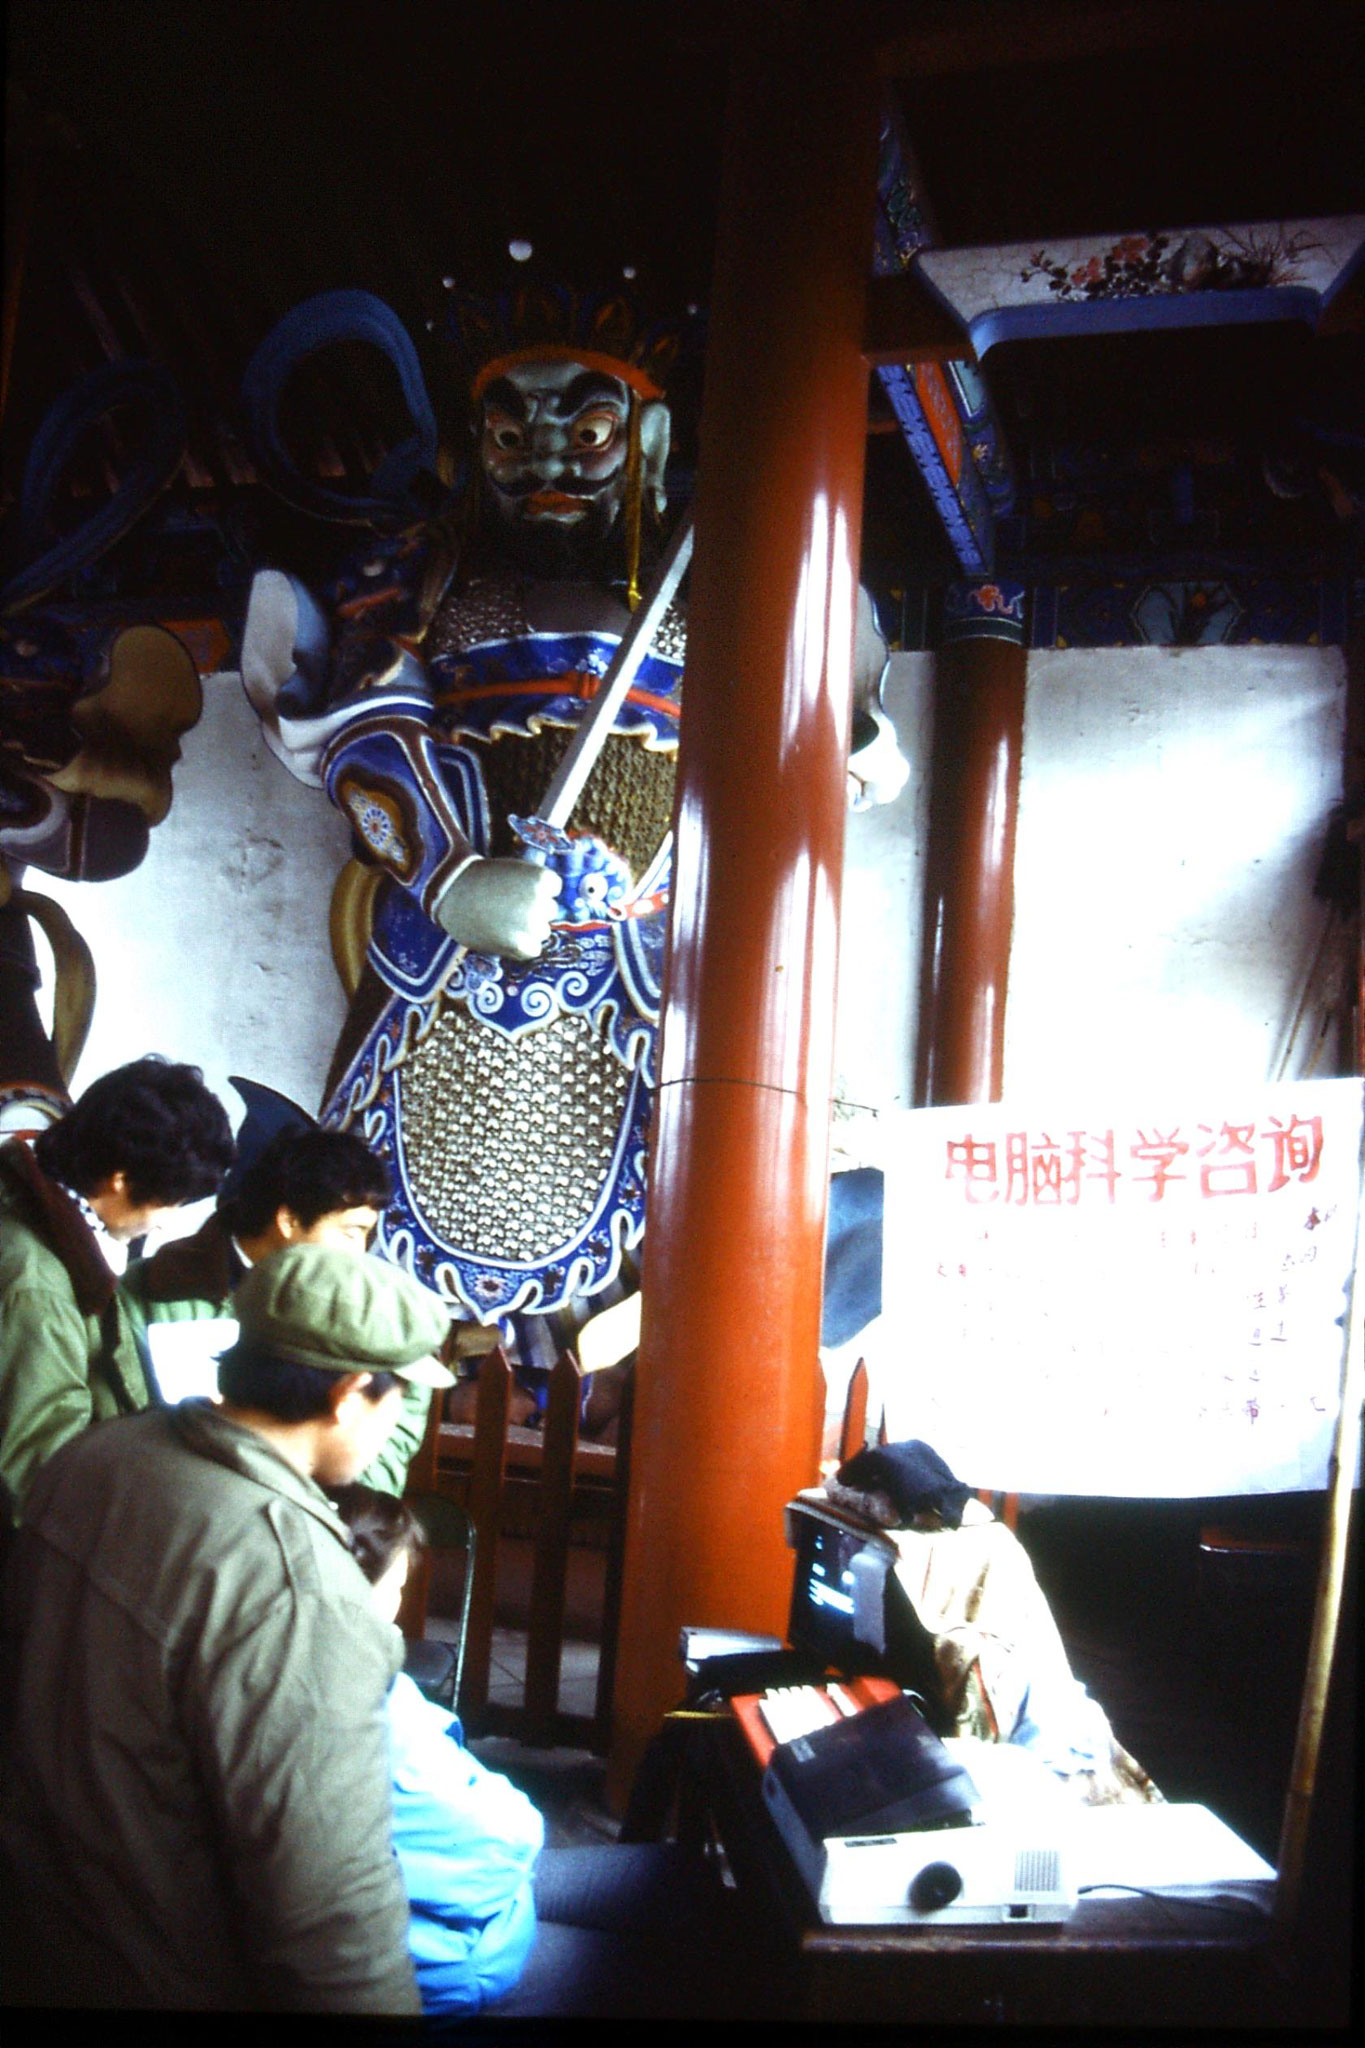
top-left (1, 1242), bottom-right (454, 2015)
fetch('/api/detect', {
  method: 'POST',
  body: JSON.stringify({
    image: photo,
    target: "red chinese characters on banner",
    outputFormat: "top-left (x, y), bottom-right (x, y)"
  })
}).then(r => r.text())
top-left (1130, 1129), bottom-right (1190, 1201)
top-left (1264, 1114), bottom-right (1325, 1191)
top-left (945, 1114), bottom-right (1324, 1206)
top-left (997, 1128), bottom-right (1120, 1204)
top-left (947, 1129), bottom-right (1122, 1205)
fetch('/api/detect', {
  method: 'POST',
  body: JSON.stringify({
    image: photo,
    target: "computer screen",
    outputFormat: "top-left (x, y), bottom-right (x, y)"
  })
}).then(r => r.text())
top-left (786, 1503), bottom-right (948, 1729)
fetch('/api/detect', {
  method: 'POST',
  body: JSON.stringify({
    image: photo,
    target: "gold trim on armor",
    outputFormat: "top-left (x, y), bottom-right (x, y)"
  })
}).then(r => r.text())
top-left (329, 860), bottom-right (385, 999)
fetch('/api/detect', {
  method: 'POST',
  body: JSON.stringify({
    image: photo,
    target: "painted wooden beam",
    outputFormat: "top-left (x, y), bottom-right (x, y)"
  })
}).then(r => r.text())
top-left (871, 101), bottom-right (1012, 574)
top-left (915, 217), bottom-right (1365, 357)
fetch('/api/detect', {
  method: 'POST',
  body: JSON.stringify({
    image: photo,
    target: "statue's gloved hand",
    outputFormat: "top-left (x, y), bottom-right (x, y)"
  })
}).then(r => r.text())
top-left (434, 857), bottom-right (563, 959)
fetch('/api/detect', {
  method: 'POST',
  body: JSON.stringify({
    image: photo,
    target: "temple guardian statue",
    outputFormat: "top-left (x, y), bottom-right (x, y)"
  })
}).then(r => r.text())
top-left (242, 288), bottom-right (691, 1333)
top-left (241, 286), bottom-right (902, 1345)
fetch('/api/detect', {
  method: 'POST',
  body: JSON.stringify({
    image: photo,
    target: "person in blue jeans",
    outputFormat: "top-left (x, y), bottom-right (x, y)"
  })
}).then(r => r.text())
top-left (331, 1484), bottom-right (542, 2015)
top-left (334, 1482), bottom-right (792, 2022)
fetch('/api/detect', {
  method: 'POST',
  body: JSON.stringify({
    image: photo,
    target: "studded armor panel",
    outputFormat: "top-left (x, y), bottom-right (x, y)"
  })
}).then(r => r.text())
top-left (424, 579), bottom-right (531, 653)
top-left (397, 1003), bottom-right (633, 1263)
top-left (473, 726), bottom-right (676, 878)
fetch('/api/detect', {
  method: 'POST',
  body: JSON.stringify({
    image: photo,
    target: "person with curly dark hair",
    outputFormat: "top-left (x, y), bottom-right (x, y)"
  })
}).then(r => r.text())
top-left (29, 1057), bottom-right (236, 1217)
top-left (219, 1125), bottom-right (392, 1246)
top-left (125, 1124), bottom-right (391, 1331)
top-left (122, 1124), bottom-right (431, 1497)
top-left (0, 1055), bottom-right (233, 1520)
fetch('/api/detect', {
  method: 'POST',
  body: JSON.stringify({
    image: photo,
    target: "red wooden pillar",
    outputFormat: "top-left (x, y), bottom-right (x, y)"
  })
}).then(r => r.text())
top-left (914, 581), bottom-right (1029, 1107)
top-left (607, 23), bottom-right (877, 1803)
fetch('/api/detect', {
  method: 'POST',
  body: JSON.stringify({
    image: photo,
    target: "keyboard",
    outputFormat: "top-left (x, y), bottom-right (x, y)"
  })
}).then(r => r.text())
top-left (758, 1682), bottom-right (862, 1747)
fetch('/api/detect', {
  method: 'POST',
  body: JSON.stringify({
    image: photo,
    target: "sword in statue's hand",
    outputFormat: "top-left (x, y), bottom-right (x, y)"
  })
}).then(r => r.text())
top-left (508, 511), bottom-right (693, 917)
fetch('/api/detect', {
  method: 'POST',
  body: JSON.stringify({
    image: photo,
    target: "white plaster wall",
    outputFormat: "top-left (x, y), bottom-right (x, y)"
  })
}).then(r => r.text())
top-left (830, 644), bottom-right (1346, 1125)
top-left (35, 670), bottom-right (353, 1125)
top-left (1005, 645), bottom-right (1346, 1096)
top-left (825, 640), bottom-right (1346, 1445)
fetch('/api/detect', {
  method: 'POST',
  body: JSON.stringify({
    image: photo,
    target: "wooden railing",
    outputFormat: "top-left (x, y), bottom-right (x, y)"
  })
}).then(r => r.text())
top-left (403, 1346), bottom-right (631, 1753)
top-left (403, 1347), bottom-right (1007, 1752)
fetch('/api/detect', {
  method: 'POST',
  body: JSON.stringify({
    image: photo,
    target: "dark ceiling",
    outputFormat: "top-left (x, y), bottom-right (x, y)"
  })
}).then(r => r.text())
top-left (894, 15), bottom-right (1365, 246)
top-left (4, 1), bottom-right (729, 389)
top-left (4, 0), bottom-right (1363, 582)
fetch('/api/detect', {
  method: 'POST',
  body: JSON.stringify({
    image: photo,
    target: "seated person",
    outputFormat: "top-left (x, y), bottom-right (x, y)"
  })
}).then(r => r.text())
top-left (331, 1482), bottom-right (784, 2022)
top-left (0, 1055), bottom-right (233, 1520)
top-left (330, 1483), bottom-right (544, 2017)
top-left (824, 1440), bottom-right (1161, 1805)
top-left (123, 1125), bottom-right (431, 1494)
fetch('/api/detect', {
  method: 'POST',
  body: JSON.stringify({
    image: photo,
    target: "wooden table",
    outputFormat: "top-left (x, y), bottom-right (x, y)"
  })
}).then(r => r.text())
top-left (662, 1714), bottom-right (1292, 2029)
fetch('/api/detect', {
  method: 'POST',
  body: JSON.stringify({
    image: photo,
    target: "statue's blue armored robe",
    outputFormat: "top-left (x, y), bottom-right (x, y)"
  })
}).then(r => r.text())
top-left (313, 571), bottom-right (684, 1319)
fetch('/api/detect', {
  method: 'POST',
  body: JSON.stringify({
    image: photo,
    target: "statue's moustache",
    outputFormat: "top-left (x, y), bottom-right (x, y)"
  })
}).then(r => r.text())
top-left (493, 473), bottom-right (617, 504)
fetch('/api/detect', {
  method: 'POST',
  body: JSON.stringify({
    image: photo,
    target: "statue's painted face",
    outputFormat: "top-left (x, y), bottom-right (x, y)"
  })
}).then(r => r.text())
top-left (478, 358), bottom-right (669, 575)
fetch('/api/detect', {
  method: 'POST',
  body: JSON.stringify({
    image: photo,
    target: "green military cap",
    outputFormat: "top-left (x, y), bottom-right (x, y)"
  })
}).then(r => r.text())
top-left (233, 1243), bottom-right (455, 1386)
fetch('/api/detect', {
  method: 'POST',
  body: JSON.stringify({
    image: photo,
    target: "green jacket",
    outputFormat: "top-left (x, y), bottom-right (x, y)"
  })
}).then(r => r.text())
top-left (0, 1138), bottom-right (151, 1522)
top-left (0, 1400), bottom-right (420, 2013)
top-left (122, 1214), bottom-right (434, 1497)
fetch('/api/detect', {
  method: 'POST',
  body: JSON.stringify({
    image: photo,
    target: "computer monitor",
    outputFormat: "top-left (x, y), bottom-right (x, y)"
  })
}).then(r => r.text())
top-left (785, 1498), bottom-right (950, 1731)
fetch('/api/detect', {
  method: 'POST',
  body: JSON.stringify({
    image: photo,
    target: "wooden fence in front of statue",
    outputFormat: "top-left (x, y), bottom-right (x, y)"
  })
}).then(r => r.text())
top-left (400, 1348), bottom-right (888, 1754)
top-left (401, 1348), bottom-right (630, 1753)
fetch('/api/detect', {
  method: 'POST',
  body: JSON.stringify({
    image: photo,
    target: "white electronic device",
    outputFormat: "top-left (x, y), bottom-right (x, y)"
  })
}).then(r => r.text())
top-left (813, 1798), bottom-right (1274, 1928)
top-left (820, 1819), bottom-right (1078, 1926)
top-left (145, 1317), bottom-right (236, 1405)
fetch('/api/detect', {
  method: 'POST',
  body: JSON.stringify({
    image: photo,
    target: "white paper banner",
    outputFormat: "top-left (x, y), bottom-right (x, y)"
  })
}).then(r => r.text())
top-left (880, 1079), bottom-right (1363, 1497)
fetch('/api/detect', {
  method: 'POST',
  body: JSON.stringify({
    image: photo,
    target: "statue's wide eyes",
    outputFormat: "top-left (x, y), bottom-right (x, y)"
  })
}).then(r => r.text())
top-left (486, 413), bottom-right (524, 452)
top-left (572, 409), bottom-right (619, 451)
